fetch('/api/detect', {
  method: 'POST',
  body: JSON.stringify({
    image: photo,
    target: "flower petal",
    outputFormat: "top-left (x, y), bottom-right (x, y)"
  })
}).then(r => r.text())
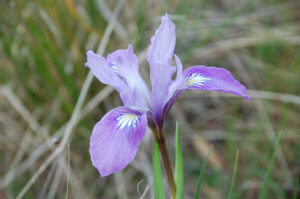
top-left (106, 45), bottom-right (139, 79)
top-left (106, 45), bottom-right (151, 108)
top-left (161, 65), bottom-right (250, 126)
top-left (183, 66), bottom-right (250, 100)
top-left (89, 106), bottom-right (148, 177)
top-left (147, 14), bottom-right (176, 65)
top-left (147, 14), bottom-right (178, 125)
top-left (150, 62), bottom-right (175, 125)
top-left (86, 46), bottom-right (151, 108)
top-left (167, 55), bottom-right (187, 100)
top-left (151, 56), bottom-right (187, 127)
top-left (86, 50), bottom-right (126, 92)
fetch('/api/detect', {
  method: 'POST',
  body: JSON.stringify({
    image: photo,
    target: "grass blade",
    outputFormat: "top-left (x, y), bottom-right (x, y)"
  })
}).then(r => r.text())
top-left (227, 149), bottom-right (239, 199)
top-left (153, 140), bottom-right (166, 199)
top-left (136, 179), bottom-right (144, 196)
top-left (292, 177), bottom-right (299, 199)
top-left (258, 132), bottom-right (283, 199)
top-left (175, 122), bottom-right (184, 199)
top-left (194, 145), bottom-right (214, 199)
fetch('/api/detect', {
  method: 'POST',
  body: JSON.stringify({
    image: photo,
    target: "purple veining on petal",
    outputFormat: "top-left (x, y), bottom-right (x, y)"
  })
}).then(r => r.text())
top-left (89, 106), bottom-right (147, 177)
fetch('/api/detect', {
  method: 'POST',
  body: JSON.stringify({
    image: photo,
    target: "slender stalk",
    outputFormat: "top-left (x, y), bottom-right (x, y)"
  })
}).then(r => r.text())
top-left (156, 135), bottom-right (176, 198)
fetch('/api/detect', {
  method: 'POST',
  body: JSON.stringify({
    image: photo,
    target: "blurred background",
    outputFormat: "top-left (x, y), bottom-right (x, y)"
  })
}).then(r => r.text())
top-left (1, 0), bottom-right (300, 198)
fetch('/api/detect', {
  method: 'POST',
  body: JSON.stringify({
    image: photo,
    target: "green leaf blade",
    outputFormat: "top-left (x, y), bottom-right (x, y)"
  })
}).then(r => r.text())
top-left (175, 122), bottom-right (184, 199)
top-left (258, 132), bottom-right (283, 199)
top-left (194, 145), bottom-right (214, 199)
top-left (153, 140), bottom-right (166, 199)
top-left (227, 149), bottom-right (239, 199)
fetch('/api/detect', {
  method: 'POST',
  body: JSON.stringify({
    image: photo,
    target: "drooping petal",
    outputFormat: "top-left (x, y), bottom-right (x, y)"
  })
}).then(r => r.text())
top-left (161, 65), bottom-right (250, 126)
top-left (86, 46), bottom-right (151, 108)
top-left (89, 106), bottom-right (148, 177)
top-left (183, 66), bottom-right (250, 100)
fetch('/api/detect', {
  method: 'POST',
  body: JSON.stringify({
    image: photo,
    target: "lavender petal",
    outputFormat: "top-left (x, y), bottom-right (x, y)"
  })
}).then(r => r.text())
top-left (183, 66), bottom-right (250, 100)
top-left (89, 106), bottom-right (148, 177)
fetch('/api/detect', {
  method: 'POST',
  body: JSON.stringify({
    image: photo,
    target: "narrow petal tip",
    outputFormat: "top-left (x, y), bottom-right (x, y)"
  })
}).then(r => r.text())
top-left (86, 50), bottom-right (95, 56)
top-left (85, 50), bottom-right (95, 67)
top-left (128, 44), bottom-right (133, 51)
top-left (161, 13), bottom-right (174, 28)
top-left (163, 13), bottom-right (169, 19)
top-left (86, 50), bottom-right (100, 68)
top-left (244, 95), bottom-right (251, 101)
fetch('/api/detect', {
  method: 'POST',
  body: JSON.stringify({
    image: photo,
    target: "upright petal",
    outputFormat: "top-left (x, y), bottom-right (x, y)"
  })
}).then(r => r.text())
top-left (159, 55), bottom-right (187, 125)
top-left (89, 107), bottom-right (148, 177)
top-left (183, 66), bottom-right (250, 100)
top-left (151, 62), bottom-right (175, 125)
top-left (86, 46), bottom-right (151, 108)
top-left (147, 14), bottom-right (178, 125)
top-left (147, 14), bottom-right (176, 66)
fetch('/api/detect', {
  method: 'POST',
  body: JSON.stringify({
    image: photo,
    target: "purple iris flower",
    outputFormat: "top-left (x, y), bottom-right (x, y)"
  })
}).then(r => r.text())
top-left (86, 14), bottom-right (250, 177)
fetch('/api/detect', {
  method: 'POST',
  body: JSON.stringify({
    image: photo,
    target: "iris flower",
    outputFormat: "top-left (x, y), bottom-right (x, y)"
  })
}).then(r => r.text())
top-left (86, 14), bottom-right (249, 177)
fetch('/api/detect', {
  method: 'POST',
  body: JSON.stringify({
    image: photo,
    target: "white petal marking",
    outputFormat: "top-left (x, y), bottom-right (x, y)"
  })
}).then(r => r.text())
top-left (108, 60), bottom-right (128, 83)
top-left (117, 113), bottom-right (139, 129)
top-left (186, 73), bottom-right (211, 87)
top-left (108, 61), bottom-right (118, 73)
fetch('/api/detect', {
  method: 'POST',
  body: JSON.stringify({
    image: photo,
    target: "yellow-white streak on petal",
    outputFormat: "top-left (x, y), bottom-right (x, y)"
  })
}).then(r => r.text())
top-left (186, 73), bottom-right (211, 87)
top-left (117, 113), bottom-right (139, 129)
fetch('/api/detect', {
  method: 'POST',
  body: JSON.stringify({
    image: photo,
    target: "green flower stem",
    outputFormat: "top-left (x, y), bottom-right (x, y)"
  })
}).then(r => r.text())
top-left (156, 130), bottom-right (176, 198)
